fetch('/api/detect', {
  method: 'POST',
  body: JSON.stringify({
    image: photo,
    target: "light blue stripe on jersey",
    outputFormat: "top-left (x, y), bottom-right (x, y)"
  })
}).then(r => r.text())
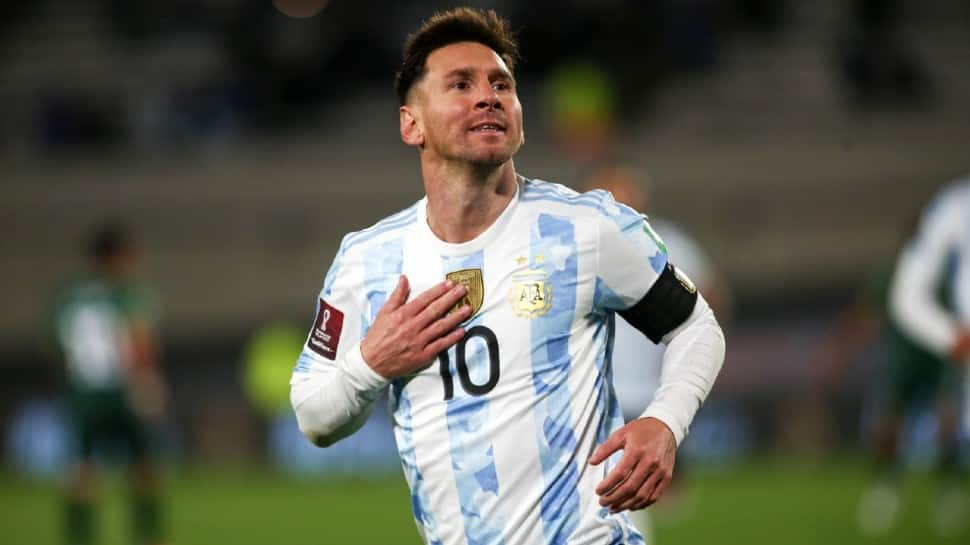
top-left (392, 382), bottom-right (444, 545)
top-left (294, 237), bottom-right (353, 373)
top-left (363, 238), bottom-right (442, 544)
top-left (522, 181), bottom-right (667, 278)
top-left (593, 313), bottom-right (644, 545)
top-left (528, 213), bottom-right (582, 545)
top-left (344, 204), bottom-right (419, 252)
top-left (363, 237), bottom-right (404, 324)
top-left (322, 255), bottom-right (341, 298)
top-left (441, 251), bottom-right (507, 545)
top-left (520, 181), bottom-right (602, 210)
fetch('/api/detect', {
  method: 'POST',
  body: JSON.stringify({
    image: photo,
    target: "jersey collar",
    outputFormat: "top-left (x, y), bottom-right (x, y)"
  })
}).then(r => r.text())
top-left (417, 176), bottom-right (522, 257)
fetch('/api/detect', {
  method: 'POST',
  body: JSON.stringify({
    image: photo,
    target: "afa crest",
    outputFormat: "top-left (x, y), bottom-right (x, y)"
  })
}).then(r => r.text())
top-left (509, 269), bottom-right (553, 318)
top-left (446, 268), bottom-right (484, 318)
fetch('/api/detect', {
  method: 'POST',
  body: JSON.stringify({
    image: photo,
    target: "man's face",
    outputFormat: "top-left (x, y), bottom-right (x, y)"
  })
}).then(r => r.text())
top-left (403, 41), bottom-right (524, 167)
top-left (99, 248), bottom-right (138, 282)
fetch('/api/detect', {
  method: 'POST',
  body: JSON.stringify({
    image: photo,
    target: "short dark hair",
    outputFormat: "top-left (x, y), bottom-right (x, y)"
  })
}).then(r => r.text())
top-left (87, 221), bottom-right (131, 262)
top-left (394, 7), bottom-right (520, 105)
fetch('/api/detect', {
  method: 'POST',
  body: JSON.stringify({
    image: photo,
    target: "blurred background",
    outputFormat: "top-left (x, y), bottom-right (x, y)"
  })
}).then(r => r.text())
top-left (2, 0), bottom-right (969, 544)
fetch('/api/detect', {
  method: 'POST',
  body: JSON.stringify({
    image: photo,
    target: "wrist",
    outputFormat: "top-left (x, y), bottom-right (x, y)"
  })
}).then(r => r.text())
top-left (343, 343), bottom-right (391, 388)
top-left (641, 406), bottom-right (686, 446)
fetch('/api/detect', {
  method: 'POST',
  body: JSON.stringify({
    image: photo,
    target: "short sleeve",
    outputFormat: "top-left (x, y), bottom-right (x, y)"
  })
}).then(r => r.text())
top-left (120, 283), bottom-right (159, 327)
top-left (592, 191), bottom-right (670, 313)
top-left (292, 237), bottom-right (371, 382)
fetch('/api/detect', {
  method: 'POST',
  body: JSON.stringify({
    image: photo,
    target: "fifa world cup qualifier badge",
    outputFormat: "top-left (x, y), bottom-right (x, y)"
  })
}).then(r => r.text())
top-left (307, 299), bottom-right (344, 360)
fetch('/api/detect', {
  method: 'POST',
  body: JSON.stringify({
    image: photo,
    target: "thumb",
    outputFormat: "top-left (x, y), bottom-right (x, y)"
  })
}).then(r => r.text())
top-left (589, 428), bottom-right (625, 466)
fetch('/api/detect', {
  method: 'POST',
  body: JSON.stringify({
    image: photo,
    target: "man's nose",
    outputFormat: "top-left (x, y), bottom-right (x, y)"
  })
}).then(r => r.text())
top-left (475, 84), bottom-right (502, 110)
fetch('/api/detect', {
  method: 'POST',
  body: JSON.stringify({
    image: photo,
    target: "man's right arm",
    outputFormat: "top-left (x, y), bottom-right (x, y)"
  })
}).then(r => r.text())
top-left (290, 251), bottom-right (471, 448)
top-left (889, 188), bottom-right (965, 359)
top-left (290, 244), bottom-right (384, 447)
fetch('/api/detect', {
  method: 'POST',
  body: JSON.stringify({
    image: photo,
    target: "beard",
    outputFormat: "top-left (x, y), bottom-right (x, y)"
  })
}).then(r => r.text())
top-left (458, 132), bottom-right (522, 169)
top-left (421, 125), bottom-right (523, 173)
top-left (468, 147), bottom-right (513, 168)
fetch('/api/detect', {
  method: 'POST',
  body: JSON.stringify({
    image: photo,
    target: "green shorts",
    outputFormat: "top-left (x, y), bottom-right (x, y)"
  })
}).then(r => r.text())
top-left (68, 388), bottom-right (152, 463)
top-left (883, 325), bottom-right (960, 413)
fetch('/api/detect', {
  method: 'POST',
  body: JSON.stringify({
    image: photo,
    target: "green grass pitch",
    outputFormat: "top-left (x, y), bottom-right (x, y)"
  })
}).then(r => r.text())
top-left (1, 457), bottom-right (966, 544)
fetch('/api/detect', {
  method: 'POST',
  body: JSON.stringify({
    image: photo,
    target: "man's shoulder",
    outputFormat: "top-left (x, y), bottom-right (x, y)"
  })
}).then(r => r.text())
top-left (339, 200), bottom-right (423, 255)
top-left (519, 177), bottom-right (610, 214)
top-left (929, 176), bottom-right (970, 213)
top-left (519, 177), bottom-right (646, 236)
top-left (55, 276), bottom-right (109, 303)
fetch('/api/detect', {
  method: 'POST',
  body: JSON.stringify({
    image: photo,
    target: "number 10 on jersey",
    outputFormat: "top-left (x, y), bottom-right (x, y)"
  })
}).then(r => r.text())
top-left (437, 325), bottom-right (500, 400)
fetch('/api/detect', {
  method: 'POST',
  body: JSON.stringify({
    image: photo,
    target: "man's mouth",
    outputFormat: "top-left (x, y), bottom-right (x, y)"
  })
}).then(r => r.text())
top-left (470, 123), bottom-right (506, 133)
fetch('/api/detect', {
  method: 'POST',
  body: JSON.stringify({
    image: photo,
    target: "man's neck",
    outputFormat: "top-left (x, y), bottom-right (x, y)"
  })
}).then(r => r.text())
top-left (422, 160), bottom-right (518, 244)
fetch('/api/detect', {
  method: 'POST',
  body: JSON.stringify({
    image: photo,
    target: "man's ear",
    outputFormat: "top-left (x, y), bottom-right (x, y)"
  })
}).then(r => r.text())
top-left (400, 106), bottom-right (424, 147)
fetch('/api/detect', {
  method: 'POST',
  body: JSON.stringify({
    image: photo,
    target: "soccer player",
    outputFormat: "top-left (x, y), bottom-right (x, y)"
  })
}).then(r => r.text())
top-left (290, 8), bottom-right (725, 545)
top-left (50, 222), bottom-right (166, 545)
top-left (581, 165), bottom-right (731, 540)
top-left (888, 176), bottom-right (970, 536)
top-left (819, 257), bottom-right (958, 536)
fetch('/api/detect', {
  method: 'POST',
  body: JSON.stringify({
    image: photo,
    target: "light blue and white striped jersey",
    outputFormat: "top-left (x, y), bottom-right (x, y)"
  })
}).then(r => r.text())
top-left (292, 177), bottom-right (671, 545)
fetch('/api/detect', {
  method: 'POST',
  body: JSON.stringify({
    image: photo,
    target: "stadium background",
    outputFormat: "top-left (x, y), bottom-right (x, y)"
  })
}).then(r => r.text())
top-left (1, 0), bottom-right (969, 543)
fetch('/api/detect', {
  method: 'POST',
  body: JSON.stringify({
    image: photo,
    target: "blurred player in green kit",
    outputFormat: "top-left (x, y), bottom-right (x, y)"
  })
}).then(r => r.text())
top-left (50, 222), bottom-right (167, 545)
top-left (817, 179), bottom-right (970, 537)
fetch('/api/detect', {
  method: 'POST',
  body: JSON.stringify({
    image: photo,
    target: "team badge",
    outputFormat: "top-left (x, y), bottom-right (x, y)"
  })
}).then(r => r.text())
top-left (446, 268), bottom-right (484, 318)
top-left (509, 269), bottom-right (553, 318)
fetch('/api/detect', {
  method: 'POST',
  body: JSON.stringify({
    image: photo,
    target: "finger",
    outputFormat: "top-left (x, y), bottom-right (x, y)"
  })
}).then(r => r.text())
top-left (636, 467), bottom-right (665, 506)
top-left (381, 275), bottom-right (411, 314)
top-left (609, 467), bottom-right (661, 513)
top-left (647, 470), bottom-right (672, 504)
top-left (611, 496), bottom-right (640, 514)
top-left (617, 497), bottom-right (649, 513)
top-left (600, 458), bottom-right (652, 506)
top-left (594, 449), bottom-right (635, 497)
top-left (424, 326), bottom-right (467, 357)
top-left (589, 429), bottom-right (625, 466)
top-left (421, 305), bottom-right (473, 343)
top-left (414, 284), bottom-right (469, 327)
top-left (402, 280), bottom-right (454, 316)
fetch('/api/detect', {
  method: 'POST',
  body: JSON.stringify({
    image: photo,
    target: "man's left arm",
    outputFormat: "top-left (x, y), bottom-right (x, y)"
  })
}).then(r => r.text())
top-left (590, 274), bottom-right (724, 512)
top-left (586, 192), bottom-right (725, 512)
top-left (124, 286), bottom-right (167, 419)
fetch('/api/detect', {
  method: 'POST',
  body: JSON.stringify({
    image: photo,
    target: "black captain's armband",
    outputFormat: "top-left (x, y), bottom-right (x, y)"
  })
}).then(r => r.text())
top-left (619, 263), bottom-right (698, 343)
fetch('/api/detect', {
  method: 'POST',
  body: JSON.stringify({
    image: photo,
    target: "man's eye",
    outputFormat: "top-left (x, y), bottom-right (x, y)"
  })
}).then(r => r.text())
top-left (493, 82), bottom-right (510, 91)
top-left (452, 81), bottom-right (470, 90)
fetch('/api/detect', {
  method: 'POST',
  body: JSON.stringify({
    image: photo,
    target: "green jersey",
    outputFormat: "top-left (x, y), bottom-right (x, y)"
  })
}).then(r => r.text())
top-left (50, 276), bottom-right (156, 392)
top-left (861, 263), bottom-right (956, 410)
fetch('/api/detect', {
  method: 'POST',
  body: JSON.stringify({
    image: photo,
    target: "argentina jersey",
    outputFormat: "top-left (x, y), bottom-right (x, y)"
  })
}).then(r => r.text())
top-left (291, 177), bottom-right (670, 545)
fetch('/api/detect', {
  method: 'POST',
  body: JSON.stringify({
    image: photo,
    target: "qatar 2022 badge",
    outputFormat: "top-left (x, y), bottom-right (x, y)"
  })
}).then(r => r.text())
top-left (509, 268), bottom-right (552, 318)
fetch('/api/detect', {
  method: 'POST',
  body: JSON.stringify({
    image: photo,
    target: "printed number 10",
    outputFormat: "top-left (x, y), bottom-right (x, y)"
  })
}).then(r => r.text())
top-left (438, 325), bottom-right (500, 400)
